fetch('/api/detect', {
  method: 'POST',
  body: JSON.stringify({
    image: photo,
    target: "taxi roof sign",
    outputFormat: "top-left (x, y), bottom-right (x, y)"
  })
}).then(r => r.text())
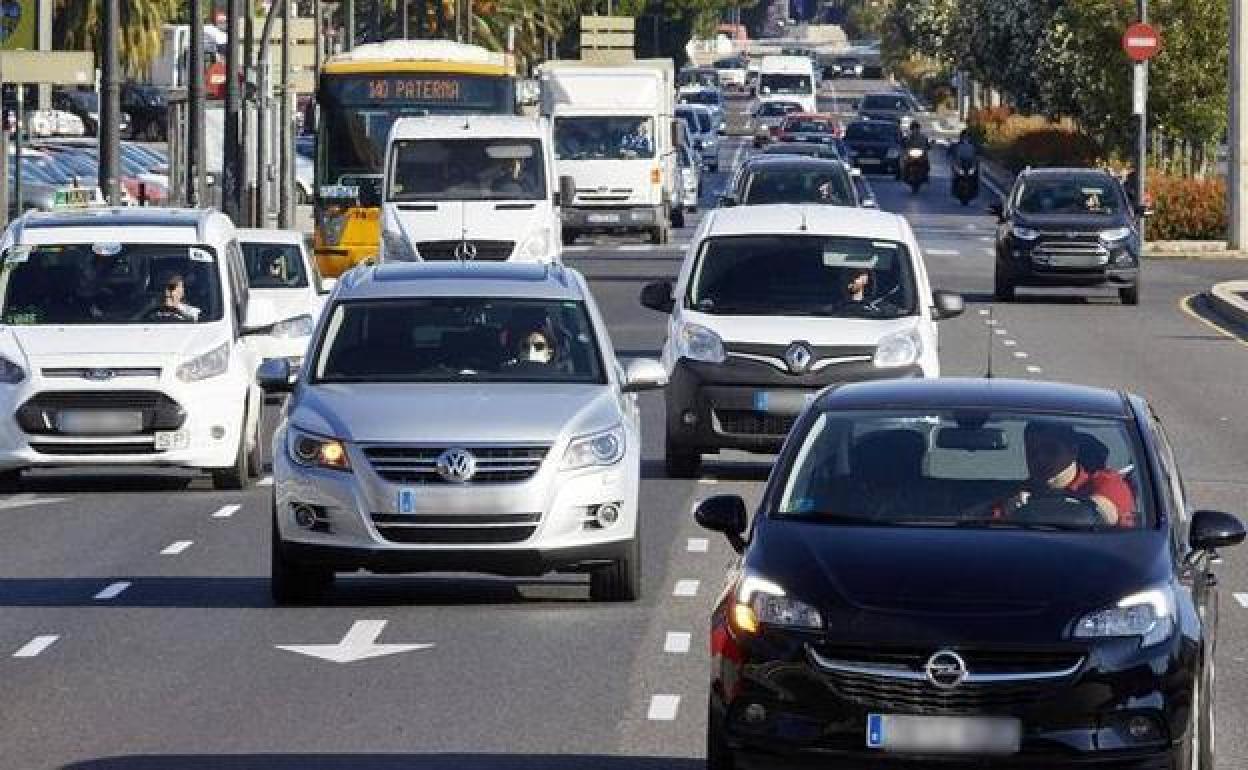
top-left (52, 187), bottom-right (106, 209)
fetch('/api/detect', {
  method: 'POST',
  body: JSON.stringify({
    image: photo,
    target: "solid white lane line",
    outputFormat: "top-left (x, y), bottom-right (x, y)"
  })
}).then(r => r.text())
top-left (687, 537), bottom-right (710, 553)
top-left (1013, 351), bottom-right (1029, 359)
top-left (986, 319), bottom-right (999, 326)
top-left (212, 504), bottom-right (242, 519)
top-left (673, 579), bottom-right (701, 597)
top-left (978, 309), bottom-right (990, 316)
top-left (257, 476), bottom-right (274, 487)
top-left (664, 632), bottom-right (693, 654)
top-left (926, 248), bottom-right (959, 256)
top-left (647, 694), bottom-right (682, 721)
top-left (161, 540), bottom-right (193, 555)
top-left (1026, 365), bottom-right (1044, 374)
top-left (94, 581), bottom-right (131, 600)
top-left (1234, 593), bottom-right (1248, 609)
top-left (12, 635), bottom-right (59, 658)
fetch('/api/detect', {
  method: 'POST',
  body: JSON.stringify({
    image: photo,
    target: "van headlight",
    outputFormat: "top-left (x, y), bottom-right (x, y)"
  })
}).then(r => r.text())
top-left (1074, 587), bottom-right (1175, 647)
top-left (518, 227), bottom-right (553, 260)
top-left (288, 426), bottom-right (351, 471)
top-left (176, 341), bottom-right (230, 382)
top-left (381, 229), bottom-right (418, 261)
top-left (676, 321), bottom-right (725, 364)
top-left (873, 329), bottom-right (921, 368)
top-left (271, 314), bottom-right (315, 339)
top-left (562, 424), bottom-right (626, 470)
top-left (0, 354), bottom-right (26, 384)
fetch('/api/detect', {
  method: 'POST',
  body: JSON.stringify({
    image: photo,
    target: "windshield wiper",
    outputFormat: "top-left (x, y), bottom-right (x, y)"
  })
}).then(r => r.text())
top-left (866, 284), bottom-right (902, 311)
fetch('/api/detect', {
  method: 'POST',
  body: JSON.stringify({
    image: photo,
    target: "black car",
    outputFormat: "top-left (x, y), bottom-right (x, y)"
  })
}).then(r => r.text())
top-left (50, 88), bottom-right (129, 138)
top-left (859, 91), bottom-right (920, 130)
top-left (759, 141), bottom-right (844, 162)
top-left (698, 377), bottom-right (1244, 770)
top-left (722, 156), bottom-right (857, 208)
top-left (843, 119), bottom-right (903, 175)
top-left (120, 83), bottom-right (169, 142)
top-left (829, 56), bottom-right (864, 79)
top-left (993, 167), bottom-right (1145, 305)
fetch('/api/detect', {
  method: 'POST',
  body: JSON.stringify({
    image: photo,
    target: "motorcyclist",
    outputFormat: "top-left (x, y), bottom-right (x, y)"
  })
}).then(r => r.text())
top-left (899, 122), bottom-right (930, 181)
top-left (949, 130), bottom-right (977, 170)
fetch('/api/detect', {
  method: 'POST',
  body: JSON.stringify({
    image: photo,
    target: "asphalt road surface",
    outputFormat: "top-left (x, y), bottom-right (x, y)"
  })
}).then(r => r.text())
top-left (2, 80), bottom-right (1247, 770)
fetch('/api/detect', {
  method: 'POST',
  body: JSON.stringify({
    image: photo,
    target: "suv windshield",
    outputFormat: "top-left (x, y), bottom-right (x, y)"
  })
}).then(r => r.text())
top-left (0, 243), bottom-right (223, 325)
top-left (778, 410), bottom-right (1151, 531)
top-left (741, 166), bottom-right (854, 206)
top-left (555, 116), bottom-right (655, 160)
top-left (241, 241), bottom-right (309, 289)
top-left (1015, 175), bottom-right (1125, 216)
top-left (688, 235), bottom-right (915, 318)
top-left (387, 139), bottom-right (546, 201)
top-left (845, 122), bottom-right (896, 141)
top-left (862, 94), bottom-right (912, 111)
top-left (314, 298), bottom-right (605, 384)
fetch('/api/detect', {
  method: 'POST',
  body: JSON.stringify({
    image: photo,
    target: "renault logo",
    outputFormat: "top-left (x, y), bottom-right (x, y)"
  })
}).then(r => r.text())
top-left (924, 650), bottom-right (969, 690)
top-left (84, 368), bottom-right (115, 381)
top-left (783, 342), bottom-right (814, 374)
top-left (453, 241), bottom-right (478, 261)
top-left (435, 448), bottom-right (477, 483)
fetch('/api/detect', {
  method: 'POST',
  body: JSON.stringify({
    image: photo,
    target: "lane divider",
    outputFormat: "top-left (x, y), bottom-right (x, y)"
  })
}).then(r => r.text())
top-left (664, 632), bottom-right (693, 654)
top-left (93, 581), bottom-right (131, 601)
top-left (160, 541), bottom-right (193, 556)
top-left (12, 635), bottom-right (59, 658)
top-left (647, 694), bottom-right (681, 721)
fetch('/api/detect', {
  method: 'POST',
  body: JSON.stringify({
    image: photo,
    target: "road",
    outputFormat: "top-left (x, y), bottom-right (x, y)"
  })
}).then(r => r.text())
top-left (3, 79), bottom-right (1248, 770)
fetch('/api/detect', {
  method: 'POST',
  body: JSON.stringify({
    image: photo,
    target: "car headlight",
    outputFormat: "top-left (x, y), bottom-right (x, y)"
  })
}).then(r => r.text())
top-left (0, 354), bottom-right (26, 384)
top-left (271, 313), bottom-right (315, 339)
top-left (1011, 225), bottom-right (1041, 240)
top-left (176, 341), bottom-right (230, 382)
top-left (676, 321), bottom-right (725, 364)
top-left (906, 147), bottom-right (924, 158)
top-left (886, 147), bottom-right (900, 158)
top-left (731, 574), bottom-right (823, 633)
top-left (1099, 226), bottom-right (1132, 242)
top-left (381, 229), bottom-right (418, 261)
top-left (519, 227), bottom-right (553, 260)
top-left (1074, 587), bottom-right (1175, 647)
top-left (873, 329), bottom-right (921, 368)
top-left (562, 424), bottom-right (626, 470)
top-left (287, 426), bottom-right (351, 471)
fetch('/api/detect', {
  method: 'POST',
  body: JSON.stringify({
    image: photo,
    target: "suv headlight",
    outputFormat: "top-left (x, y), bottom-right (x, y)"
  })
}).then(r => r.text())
top-left (0, 354), bottom-right (26, 384)
top-left (271, 314), bottom-right (315, 339)
top-left (1011, 225), bottom-right (1041, 240)
top-left (676, 321), bottom-right (725, 364)
top-left (1074, 587), bottom-right (1174, 647)
top-left (873, 329), bottom-right (921, 368)
top-left (176, 341), bottom-right (229, 382)
top-left (562, 424), bottom-right (626, 470)
top-left (731, 574), bottom-right (823, 633)
top-left (518, 227), bottom-right (553, 260)
top-left (381, 229), bottom-right (418, 261)
top-left (1099, 226), bottom-right (1133, 242)
top-left (288, 426), bottom-right (351, 471)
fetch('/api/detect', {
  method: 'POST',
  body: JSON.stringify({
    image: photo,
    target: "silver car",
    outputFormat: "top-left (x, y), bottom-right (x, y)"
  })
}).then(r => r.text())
top-left (677, 105), bottom-right (720, 172)
top-left (259, 262), bottom-right (666, 604)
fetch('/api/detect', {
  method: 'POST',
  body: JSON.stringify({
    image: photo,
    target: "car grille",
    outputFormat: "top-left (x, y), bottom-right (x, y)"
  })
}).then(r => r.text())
top-left (575, 189), bottom-right (633, 203)
top-left (1032, 236), bottom-right (1109, 268)
top-left (415, 240), bottom-right (514, 261)
top-left (714, 410), bottom-right (797, 437)
top-left (369, 513), bottom-right (539, 545)
top-left (361, 445), bottom-right (550, 484)
top-left (16, 390), bottom-right (184, 436)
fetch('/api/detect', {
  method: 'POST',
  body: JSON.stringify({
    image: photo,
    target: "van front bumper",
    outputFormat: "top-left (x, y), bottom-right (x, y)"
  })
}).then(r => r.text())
top-left (563, 205), bottom-right (664, 233)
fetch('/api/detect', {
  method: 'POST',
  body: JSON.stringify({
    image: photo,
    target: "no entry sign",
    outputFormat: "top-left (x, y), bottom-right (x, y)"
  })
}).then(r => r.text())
top-left (1122, 22), bottom-right (1161, 62)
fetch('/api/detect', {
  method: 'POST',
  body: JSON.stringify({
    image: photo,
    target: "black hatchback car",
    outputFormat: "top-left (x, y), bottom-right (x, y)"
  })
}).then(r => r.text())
top-left (722, 156), bottom-right (858, 208)
top-left (697, 378), bottom-right (1243, 770)
top-left (993, 167), bottom-right (1145, 305)
top-left (843, 119), bottom-right (903, 176)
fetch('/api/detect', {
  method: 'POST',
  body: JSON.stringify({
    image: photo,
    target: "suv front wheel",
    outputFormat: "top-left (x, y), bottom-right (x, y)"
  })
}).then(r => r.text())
top-left (589, 536), bottom-right (640, 601)
top-left (270, 510), bottom-right (334, 605)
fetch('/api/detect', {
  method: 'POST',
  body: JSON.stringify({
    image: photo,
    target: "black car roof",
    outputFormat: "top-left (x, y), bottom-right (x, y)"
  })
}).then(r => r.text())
top-left (1019, 167), bottom-right (1116, 178)
top-left (817, 378), bottom-right (1132, 418)
top-left (742, 156), bottom-right (846, 170)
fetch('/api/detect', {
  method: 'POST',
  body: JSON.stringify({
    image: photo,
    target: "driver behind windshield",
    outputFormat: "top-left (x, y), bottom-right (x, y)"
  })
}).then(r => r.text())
top-left (842, 268), bottom-right (870, 302)
top-left (141, 270), bottom-right (201, 322)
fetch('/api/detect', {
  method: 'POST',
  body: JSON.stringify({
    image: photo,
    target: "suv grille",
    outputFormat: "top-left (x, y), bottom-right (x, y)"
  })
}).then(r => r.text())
top-left (362, 445), bottom-right (549, 484)
top-left (1032, 236), bottom-right (1110, 268)
top-left (416, 240), bottom-right (514, 261)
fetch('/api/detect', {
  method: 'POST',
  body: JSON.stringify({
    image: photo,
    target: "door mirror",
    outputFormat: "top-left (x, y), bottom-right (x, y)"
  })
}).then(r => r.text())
top-left (694, 494), bottom-right (748, 553)
top-left (256, 357), bottom-right (295, 392)
top-left (241, 296), bottom-right (280, 334)
top-left (1190, 510), bottom-right (1246, 552)
top-left (620, 357), bottom-right (667, 393)
top-left (719, 194), bottom-right (737, 207)
top-left (988, 202), bottom-right (1004, 219)
top-left (317, 276), bottom-right (337, 296)
top-left (640, 280), bottom-right (675, 313)
top-left (931, 289), bottom-right (965, 321)
top-left (557, 175), bottom-right (576, 206)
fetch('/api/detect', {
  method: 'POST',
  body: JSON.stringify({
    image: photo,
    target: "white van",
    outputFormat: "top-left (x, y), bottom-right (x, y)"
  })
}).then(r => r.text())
top-left (638, 204), bottom-right (964, 477)
top-left (758, 55), bottom-right (818, 113)
top-left (379, 115), bottom-right (567, 263)
top-left (0, 208), bottom-right (285, 489)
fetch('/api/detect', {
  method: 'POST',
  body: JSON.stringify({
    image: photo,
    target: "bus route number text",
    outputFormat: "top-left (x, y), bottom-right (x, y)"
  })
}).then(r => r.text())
top-left (368, 79), bottom-right (463, 101)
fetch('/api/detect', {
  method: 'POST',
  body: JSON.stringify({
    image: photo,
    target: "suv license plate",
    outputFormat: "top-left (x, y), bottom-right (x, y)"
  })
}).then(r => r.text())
top-left (57, 410), bottom-right (143, 435)
top-left (397, 488), bottom-right (417, 514)
top-left (866, 714), bottom-right (1021, 754)
top-left (154, 430), bottom-right (189, 451)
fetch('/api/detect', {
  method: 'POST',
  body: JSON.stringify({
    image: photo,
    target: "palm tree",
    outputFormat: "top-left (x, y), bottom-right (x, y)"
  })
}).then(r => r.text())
top-left (54, 0), bottom-right (181, 77)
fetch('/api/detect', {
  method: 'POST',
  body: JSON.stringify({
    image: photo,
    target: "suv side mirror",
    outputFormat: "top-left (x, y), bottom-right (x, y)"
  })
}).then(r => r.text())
top-left (694, 494), bottom-right (748, 553)
top-left (640, 280), bottom-right (675, 313)
top-left (931, 290), bottom-right (965, 321)
top-left (557, 175), bottom-right (576, 207)
top-left (256, 357), bottom-right (295, 393)
top-left (1190, 510), bottom-right (1246, 552)
top-left (620, 357), bottom-right (667, 393)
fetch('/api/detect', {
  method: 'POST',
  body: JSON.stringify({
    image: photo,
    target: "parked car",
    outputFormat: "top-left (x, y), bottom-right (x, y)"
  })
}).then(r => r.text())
top-left (121, 84), bottom-right (169, 142)
top-left (51, 88), bottom-right (132, 138)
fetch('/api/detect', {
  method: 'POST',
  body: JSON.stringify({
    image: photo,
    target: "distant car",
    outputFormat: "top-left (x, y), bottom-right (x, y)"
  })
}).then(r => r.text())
top-left (121, 84), bottom-right (169, 142)
top-left (677, 105), bottom-right (720, 172)
top-left (829, 56), bottom-right (864, 79)
top-left (24, 109), bottom-right (85, 138)
top-left (775, 112), bottom-right (842, 144)
top-left (52, 88), bottom-right (132, 138)
top-left (723, 156), bottom-right (857, 208)
top-left (751, 100), bottom-right (803, 148)
top-left (678, 66), bottom-right (721, 90)
top-left (678, 87), bottom-right (726, 134)
top-left (843, 119), bottom-right (903, 175)
top-left (859, 91), bottom-right (920, 132)
top-left (677, 142), bottom-right (701, 213)
top-left (713, 56), bottom-right (748, 91)
top-left (237, 228), bottom-right (327, 376)
top-left (760, 141), bottom-right (843, 162)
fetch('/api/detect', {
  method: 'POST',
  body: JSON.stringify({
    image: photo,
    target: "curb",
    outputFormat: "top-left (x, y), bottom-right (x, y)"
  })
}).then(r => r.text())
top-left (1206, 280), bottom-right (1248, 329)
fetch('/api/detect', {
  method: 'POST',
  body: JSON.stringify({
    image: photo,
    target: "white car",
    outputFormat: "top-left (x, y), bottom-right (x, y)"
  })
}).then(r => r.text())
top-left (0, 208), bottom-right (288, 489)
top-left (237, 228), bottom-right (328, 377)
top-left (677, 143), bottom-right (701, 213)
top-left (25, 109), bottom-right (87, 138)
top-left (639, 204), bottom-right (964, 476)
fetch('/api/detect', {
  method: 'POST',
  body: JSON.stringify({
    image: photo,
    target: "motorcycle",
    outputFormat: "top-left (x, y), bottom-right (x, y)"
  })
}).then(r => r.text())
top-left (952, 158), bottom-right (979, 205)
top-left (900, 146), bottom-right (930, 193)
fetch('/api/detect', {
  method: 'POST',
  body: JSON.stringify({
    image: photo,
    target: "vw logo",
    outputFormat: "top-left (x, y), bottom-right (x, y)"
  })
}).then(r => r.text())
top-left (453, 241), bottom-right (478, 261)
top-left (84, 368), bottom-right (115, 381)
top-left (784, 342), bottom-right (814, 374)
top-left (924, 650), bottom-right (969, 690)
top-left (435, 448), bottom-right (477, 483)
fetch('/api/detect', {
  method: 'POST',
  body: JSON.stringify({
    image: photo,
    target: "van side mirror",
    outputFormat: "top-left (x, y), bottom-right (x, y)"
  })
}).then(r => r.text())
top-left (640, 280), bottom-right (675, 314)
top-left (557, 175), bottom-right (576, 206)
top-left (694, 495), bottom-right (748, 553)
top-left (1190, 510), bottom-right (1246, 552)
top-left (620, 357), bottom-right (667, 393)
top-left (931, 289), bottom-right (965, 321)
top-left (256, 357), bottom-right (295, 393)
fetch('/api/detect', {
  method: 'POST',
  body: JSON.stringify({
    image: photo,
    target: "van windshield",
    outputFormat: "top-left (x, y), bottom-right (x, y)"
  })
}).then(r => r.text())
top-left (554, 116), bottom-right (655, 160)
top-left (0, 243), bottom-right (224, 325)
top-left (386, 138), bottom-right (546, 202)
top-left (760, 74), bottom-right (812, 95)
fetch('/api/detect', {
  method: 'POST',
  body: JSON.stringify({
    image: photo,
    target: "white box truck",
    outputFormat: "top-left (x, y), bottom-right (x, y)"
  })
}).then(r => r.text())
top-left (539, 61), bottom-right (682, 245)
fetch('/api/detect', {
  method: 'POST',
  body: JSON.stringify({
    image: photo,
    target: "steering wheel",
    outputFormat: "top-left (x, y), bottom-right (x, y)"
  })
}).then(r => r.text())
top-left (142, 306), bottom-right (192, 322)
top-left (1014, 491), bottom-right (1103, 529)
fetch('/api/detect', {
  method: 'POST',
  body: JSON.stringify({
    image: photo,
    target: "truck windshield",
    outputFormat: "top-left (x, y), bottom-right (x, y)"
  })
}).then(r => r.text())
top-left (554, 117), bottom-right (655, 160)
top-left (760, 74), bottom-right (812, 95)
top-left (387, 138), bottom-right (547, 202)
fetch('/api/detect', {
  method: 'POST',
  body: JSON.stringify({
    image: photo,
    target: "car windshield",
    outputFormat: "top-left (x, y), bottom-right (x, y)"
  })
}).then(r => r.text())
top-left (555, 116), bottom-right (655, 160)
top-left (760, 74), bottom-right (812, 94)
top-left (758, 102), bottom-right (800, 117)
top-left (688, 235), bottom-right (916, 318)
top-left (783, 118), bottom-right (834, 133)
top-left (241, 241), bottom-right (309, 289)
top-left (1016, 176), bottom-right (1124, 216)
top-left (0, 242), bottom-right (224, 325)
top-left (677, 109), bottom-right (711, 134)
top-left (741, 167), bottom-right (854, 206)
top-left (314, 298), bottom-right (606, 384)
top-left (386, 139), bottom-right (546, 202)
top-left (845, 122), bottom-right (895, 141)
top-left (862, 94), bottom-right (911, 111)
top-left (680, 90), bottom-right (721, 106)
top-left (778, 410), bottom-right (1152, 531)
top-left (763, 143), bottom-right (826, 157)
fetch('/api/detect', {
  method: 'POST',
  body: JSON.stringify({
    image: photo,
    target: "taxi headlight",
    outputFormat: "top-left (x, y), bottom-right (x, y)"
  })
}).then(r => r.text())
top-left (1074, 587), bottom-right (1175, 647)
top-left (381, 229), bottom-right (418, 262)
top-left (676, 321), bottom-right (726, 364)
top-left (288, 426), bottom-right (351, 471)
top-left (562, 424), bottom-right (626, 470)
top-left (176, 342), bottom-right (229, 382)
top-left (873, 329), bottom-right (921, 369)
top-left (519, 227), bottom-right (553, 260)
top-left (0, 354), bottom-right (26, 384)
top-left (271, 314), bottom-right (315, 339)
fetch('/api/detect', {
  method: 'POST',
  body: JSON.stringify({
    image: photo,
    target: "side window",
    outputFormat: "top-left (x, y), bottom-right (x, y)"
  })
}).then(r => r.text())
top-left (1150, 416), bottom-right (1188, 523)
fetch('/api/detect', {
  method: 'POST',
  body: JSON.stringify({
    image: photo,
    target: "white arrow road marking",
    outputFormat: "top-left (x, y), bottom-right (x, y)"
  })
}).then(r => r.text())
top-left (0, 494), bottom-right (67, 511)
top-left (13, 635), bottom-right (59, 658)
top-left (94, 581), bottom-right (131, 600)
top-left (1234, 593), bottom-right (1248, 609)
top-left (673, 579), bottom-right (700, 597)
top-left (276, 620), bottom-right (434, 664)
top-left (687, 538), bottom-right (709, 553)
top-left (665, 632), bottom-right (692, 654)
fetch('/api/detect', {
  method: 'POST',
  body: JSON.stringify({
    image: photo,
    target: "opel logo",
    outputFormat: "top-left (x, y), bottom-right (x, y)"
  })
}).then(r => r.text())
top-left (435, 448), bottom-right (477, 483)
top-left (84, 368), bottom-right (115, 381)
top-left (784, 342), bottom-right (814, 374)
top-left (924, 650), bottom-right (969, 690)
top-left (453, 241), bottom-right (478, 261)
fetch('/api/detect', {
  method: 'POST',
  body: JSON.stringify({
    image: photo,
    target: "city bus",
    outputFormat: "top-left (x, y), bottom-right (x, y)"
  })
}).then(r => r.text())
top-left (313, 40), bottom-right (517, 276)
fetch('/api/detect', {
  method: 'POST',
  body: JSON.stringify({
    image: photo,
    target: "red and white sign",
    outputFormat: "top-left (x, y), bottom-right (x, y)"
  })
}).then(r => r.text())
top-left (1122, 23), bottom-right (1161, 62)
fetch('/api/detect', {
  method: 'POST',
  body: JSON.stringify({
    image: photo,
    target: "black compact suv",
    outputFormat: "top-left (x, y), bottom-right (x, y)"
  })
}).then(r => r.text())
top-left (993, 167), bottom-right (1145, 304)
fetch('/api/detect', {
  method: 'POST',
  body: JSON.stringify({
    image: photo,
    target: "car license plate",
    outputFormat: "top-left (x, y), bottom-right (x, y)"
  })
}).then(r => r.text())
top-left (587, 213), bottom-right (620, 224)
top-left (154, 430), bottom-right (190, 451)
top-left (866, 714), bottom-right (1021, 754)
top-left (396, 488), bottom-right (417, 514)
top-left (57, 410), bottom-right (143, 435)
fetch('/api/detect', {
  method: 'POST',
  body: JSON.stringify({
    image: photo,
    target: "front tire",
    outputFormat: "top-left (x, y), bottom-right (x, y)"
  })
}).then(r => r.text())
top-left (212, 419), bottom-right (252, 490)
top-left (245, 401), bottom-right (264, 478)
top-left (0, 468), bottom-right (22, 493)
top-left (672, 206), bottom-right (686, 229)
top-left (1119, 283), bottom-right (1139, 305)
top-left (707, 701), bottom-right (735, 770)
top-left (589, 536), bottom-right (640, 602)
top-left (994, 265), bottom-right (1016, 302)
top-left (666, 437), bottom-right (701, 478)
top-left (650, 224), bottom-right (671, 244)
top-left (270, 512), bottom-right (334, 605)
top-left (561, 230), bottom-right (577, 246)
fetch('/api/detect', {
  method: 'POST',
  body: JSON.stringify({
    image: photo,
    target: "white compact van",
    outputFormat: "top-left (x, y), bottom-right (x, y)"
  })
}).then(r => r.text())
top-left (758, 55), bottom-right (818, 113)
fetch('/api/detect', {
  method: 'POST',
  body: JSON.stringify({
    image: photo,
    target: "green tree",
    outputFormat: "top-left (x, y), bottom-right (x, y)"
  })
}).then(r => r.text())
top-left (54, 0), bottom-right (182, 77)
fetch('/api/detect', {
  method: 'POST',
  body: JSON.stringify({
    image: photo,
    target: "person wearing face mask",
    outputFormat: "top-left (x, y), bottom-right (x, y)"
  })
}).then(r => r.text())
top-left (518, 329), bottom-right (556, 364)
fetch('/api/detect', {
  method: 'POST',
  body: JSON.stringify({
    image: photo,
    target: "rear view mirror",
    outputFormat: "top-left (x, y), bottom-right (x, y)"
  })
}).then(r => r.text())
top-left (694, 494), bottom-right (748, 552)
top-left (317, 276), bottom-right (337, 296)
top-left (640, 280), bottom-right (675, 314)
top-left (256, 357), bottom-right (295, 393)
top-left (936, 427), bottom-right (1008, 451)
top-left (1190, 510), bottom-right (1246, 552)
top-left (620, 357), bottom-right (667, 393)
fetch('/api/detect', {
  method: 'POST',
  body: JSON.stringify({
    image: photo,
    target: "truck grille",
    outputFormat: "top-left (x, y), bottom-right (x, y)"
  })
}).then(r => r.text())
top-left (362, 445), bottom-right (549, 484)
top-left (415, 240), bottom-right (514, 261)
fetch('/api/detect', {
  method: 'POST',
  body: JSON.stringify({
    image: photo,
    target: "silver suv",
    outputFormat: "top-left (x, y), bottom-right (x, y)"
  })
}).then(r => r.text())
top-left (259, 262), bottom-right (666, 604)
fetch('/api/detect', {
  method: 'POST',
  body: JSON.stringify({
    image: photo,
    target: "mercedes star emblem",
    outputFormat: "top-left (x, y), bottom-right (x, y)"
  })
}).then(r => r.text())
top-left (454, 241), bottom-right (478, 261)
top-left (435, 448), bottom-right (478, 483)
top-left (924, 650), bottom-right (969, 690)
top-left (784, 342), bottom-right (814, 374)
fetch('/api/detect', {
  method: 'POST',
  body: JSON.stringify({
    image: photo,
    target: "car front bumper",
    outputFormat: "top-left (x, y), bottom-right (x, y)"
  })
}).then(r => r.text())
top-left (1000, 237), bottom-right (1140, 288)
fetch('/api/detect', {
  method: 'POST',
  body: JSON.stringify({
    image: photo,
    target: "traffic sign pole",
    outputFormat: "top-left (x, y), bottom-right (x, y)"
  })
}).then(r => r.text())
top-left (1122, 13), bottom-right (1158, 235)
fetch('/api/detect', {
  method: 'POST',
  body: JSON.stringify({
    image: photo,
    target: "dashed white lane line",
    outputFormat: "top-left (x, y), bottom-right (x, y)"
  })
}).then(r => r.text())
top-left (1013, 351), bottom-right (1029, 359)
top-left (12, 635), bottom-right (59, 658)
top-left (978, 309), bottom-right (990, 316)
top-left (980, 248), bottom-right (995, 256)
top-left (1003, 339), bottom-right (1017, 347)
top-left (647, 694), bottom-right (682, 721)
top-left (1234, 593), bottom-right (1248, 609)
top-left (994, 328), bottom-right (1008, 335)
top-left (161, 540), bottom-right (193, 555)
top-left (926, 248), bottom-right (959, 256)
top-left (257, 476), bottom-right (274, 487)
top-left (673, 579), bottom-right (701, 597)
top-left (986, 319), bottom-right (999, 326)
top-left (664, 632), bottom-right (693, 654)
top-left (687, 537), bottom-right (710, 553)
top-left (212, 504), bottom-right (242, 519)
top-left (93, 581), bottom-right (131, 600)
